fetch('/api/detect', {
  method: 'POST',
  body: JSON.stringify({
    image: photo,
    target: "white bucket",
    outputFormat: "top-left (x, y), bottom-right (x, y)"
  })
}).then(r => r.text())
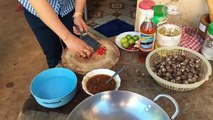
top-left (156, 24), bottom-right (182, 47)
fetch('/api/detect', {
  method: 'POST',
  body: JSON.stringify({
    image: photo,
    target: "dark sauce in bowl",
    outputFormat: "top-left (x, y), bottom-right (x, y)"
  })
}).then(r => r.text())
top-left (86, 74), bottom-right (116, 94)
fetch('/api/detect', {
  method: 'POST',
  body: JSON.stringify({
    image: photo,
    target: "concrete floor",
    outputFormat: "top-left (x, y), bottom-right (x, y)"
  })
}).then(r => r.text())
top-left (0, 1), bottom-right (47, 120)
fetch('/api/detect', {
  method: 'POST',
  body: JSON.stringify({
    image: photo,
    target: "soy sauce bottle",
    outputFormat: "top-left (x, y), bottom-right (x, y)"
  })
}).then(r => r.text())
top-left (138, 10), bottom-right (156, 63)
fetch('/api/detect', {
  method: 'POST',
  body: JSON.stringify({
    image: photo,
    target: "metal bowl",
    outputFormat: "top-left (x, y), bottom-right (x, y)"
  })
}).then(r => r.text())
top-left (66, 90), bottom-right (179, 120)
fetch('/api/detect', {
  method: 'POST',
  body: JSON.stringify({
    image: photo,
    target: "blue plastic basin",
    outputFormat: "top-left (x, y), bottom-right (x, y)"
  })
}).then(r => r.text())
top-left (30, 68), bottom-right (77, 108)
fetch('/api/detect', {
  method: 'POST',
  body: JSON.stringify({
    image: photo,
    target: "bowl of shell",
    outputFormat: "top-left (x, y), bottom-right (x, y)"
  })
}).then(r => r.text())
top-left (145, 46), bottom-right (212, 92)
top-left (82, 69), bottom-right (121, 96)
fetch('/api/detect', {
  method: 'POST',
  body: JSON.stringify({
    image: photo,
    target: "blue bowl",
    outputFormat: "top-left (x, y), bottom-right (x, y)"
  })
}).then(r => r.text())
top-left (30, 68), bottom-right (77, 108)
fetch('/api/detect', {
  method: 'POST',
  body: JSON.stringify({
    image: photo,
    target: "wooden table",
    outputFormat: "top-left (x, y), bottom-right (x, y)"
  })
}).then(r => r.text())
top-left (18, 37), bottom-right (213, 120)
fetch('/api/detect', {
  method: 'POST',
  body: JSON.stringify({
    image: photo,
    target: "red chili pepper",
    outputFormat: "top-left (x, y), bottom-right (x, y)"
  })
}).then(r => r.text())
top-left (96, 46), bottom-right (106, 55)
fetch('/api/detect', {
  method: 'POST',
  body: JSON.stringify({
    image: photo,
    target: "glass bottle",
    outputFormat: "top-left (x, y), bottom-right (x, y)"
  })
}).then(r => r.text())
top-left (201, 22), bottom-right (213, 61)
top-left (138, 10), bottom-right (156, 63)
top-left (155, 0), bottom-right (183, 47)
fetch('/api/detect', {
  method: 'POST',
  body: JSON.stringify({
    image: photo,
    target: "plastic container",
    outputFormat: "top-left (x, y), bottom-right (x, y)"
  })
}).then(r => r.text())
top-left (155, 0), bottom-right (183, 48)
top-left (145, 46), bottom-right (212, 92)
top-left (138, 0), bottom-right (155, 31)
top-left (201, 22), bottom-right (213, 61)
top-left (30, 68), bottom-right (77, 108)
top-left (156, 24), bottom-right (182, 47)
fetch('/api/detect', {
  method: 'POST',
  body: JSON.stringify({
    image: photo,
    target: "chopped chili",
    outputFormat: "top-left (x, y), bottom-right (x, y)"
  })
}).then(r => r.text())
top-left (96, 46), bottom-right (106, 55)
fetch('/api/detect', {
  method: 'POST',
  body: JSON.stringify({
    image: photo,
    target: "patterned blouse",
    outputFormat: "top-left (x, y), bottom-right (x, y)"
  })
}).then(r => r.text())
top-left (18, 0), bottom-right (75, 17)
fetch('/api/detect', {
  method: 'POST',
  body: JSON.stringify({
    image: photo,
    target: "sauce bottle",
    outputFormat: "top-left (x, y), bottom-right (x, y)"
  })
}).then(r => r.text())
top-left (138, 10), bottom-right (156, 63)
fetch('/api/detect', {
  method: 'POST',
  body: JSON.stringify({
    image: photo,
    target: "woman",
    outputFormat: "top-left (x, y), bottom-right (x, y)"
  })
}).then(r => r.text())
top-left (18, 0), bottom-right (94, 68)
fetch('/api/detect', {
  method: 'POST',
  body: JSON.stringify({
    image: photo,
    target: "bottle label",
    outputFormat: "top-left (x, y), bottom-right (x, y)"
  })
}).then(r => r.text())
top-left (199, 22), bottom-right (206, 33)
top-left (140, 33), bottom-right (155, 51)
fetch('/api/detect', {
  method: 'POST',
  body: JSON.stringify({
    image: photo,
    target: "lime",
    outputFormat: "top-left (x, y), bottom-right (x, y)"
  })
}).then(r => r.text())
top-left (133, 35), bottom-right (139, 41)
top-left (126, 34), bottom-right (133, 40)
top-left (121, 41), bottom-right (129, 48)
top-left (120, 37), bottom-right (128, 44)
top-left (128, 39), bottom-right (135, 45)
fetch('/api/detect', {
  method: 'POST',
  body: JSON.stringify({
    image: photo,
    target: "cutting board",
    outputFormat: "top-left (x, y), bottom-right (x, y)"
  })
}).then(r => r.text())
top-left (61, 34), bottom-right (120, 75)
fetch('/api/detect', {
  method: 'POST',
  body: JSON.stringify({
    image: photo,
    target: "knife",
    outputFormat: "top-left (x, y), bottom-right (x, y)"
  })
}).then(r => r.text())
top-left (74, 24), bottom-right (101, 51)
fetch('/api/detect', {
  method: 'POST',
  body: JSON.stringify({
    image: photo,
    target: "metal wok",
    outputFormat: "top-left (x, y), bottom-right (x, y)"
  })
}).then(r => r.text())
top-left (66, 90), bottom-right (179, 120)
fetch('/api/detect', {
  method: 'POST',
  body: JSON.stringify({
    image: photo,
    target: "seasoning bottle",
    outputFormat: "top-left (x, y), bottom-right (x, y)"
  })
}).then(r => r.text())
top-left (155, 0), bottom-right (183, 47)
top-left (198, 14), bottom-right (210, 39)
top-left (201, 22), bottom-right (213, 61)
top-left (138, 10), bottom-right (156, 63)
top-left (138, 0), bottom-right (155, 31)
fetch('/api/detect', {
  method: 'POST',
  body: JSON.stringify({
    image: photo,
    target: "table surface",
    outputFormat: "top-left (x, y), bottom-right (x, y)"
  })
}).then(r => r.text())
top-left (19, 37), bottom-right (213, 120)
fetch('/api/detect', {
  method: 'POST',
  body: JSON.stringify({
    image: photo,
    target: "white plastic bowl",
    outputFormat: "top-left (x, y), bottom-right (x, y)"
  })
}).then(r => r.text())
top-left (82, 69), bottom-right (121, 96)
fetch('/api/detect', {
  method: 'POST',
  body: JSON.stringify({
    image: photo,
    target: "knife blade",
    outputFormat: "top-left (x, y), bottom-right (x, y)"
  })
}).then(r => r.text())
top-left (74, 24), bottom-right (101, 51)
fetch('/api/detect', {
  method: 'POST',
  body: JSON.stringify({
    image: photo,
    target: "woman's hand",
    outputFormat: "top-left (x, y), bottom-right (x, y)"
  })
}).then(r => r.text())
top-left (65, 35), bottom-right (94, 58)
top-left (73, 16), bottom-right (88, 35)
top-left (71, 16), bottom-right (94, 58)
top-left (29, 0), bottom-right (92, 58)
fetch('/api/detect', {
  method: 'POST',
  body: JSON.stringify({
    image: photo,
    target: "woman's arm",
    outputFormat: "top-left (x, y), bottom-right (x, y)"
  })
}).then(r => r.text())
top-left (73, 0), bottom-right (88, 32)
top-left (29, 0), bottom-right (93, 57)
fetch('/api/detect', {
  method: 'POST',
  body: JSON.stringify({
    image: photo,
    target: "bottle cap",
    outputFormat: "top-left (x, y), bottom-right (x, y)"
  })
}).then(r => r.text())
top-left (145, 10), bottom-right (154, 18)
top-left (139, 0), bottom-right (155, 10)
top-left (208, 22), bottom-right (213, 35)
